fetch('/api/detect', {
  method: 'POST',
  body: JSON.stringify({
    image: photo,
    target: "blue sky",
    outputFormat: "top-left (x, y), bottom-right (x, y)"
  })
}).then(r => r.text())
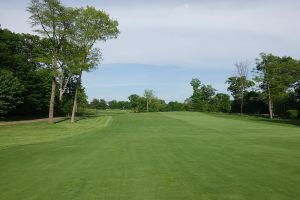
top-left (1, 0), bottom-right (300, 102)
top-left (84, 63), bottom-right (233, 102)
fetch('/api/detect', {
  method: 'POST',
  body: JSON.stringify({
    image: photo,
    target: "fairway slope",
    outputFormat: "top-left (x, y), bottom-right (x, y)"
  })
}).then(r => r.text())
top-left (0, 111), bottom-right (299, 200)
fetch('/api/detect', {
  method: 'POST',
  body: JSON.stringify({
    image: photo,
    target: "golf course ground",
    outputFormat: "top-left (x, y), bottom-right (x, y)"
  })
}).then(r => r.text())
top-left (0, 110), bottom-right (299, 200)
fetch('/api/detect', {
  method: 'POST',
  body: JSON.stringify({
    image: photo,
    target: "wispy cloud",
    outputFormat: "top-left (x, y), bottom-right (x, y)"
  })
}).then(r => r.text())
top-left (1, 0), bottom-right (299, 101)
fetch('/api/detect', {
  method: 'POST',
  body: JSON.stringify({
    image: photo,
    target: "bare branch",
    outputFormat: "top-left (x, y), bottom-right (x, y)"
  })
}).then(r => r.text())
top-left (235, 60), bottom-right (251, 79)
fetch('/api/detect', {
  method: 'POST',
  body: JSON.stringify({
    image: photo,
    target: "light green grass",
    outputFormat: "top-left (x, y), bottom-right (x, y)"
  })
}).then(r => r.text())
top-left (0, 111), bottom-right (299, 200)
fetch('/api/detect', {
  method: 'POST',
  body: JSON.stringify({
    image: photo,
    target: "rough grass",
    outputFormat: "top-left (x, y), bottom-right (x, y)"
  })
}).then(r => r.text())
top-left (0, 110), bottom-right (299, 200)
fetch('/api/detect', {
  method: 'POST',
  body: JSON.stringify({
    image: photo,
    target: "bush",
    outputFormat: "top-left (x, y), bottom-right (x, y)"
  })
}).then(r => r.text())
top-left (286, 110), bottom-right (299, 119)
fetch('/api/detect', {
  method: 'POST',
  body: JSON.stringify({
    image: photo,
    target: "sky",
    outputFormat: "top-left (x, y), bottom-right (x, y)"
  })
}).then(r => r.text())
top-left (1, 0), bottom-right (300, 102)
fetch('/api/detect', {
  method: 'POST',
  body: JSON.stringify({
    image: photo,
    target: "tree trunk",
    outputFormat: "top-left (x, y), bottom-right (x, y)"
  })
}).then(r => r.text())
top-left (48, 50), bottom-right (57, 124)
top-left (240, 91), bottom-right (244, 115)
top-left (71, 71), bottom-right (82, 123)
top-left (71, 91), bottom-right (77, 123)
top-left (267, 85), bottom-right (273, 119)
top-left (146, 101), bottom-right (149, 112)
top-left (59, 73), bottom-right (64, 102)
top-left (59, 76), bottom-right (70, 102)
top-left (48, 77), bottom-right (56, 124)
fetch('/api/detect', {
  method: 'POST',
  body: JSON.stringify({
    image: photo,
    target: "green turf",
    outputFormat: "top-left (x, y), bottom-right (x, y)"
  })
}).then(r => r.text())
top-left (0, 111), bottom-right (299, 200)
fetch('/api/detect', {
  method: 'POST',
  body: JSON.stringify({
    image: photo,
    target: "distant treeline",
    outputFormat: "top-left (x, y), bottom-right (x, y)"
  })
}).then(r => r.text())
top-left (89, 96), bottom-right (186, 112)
top-left (90, 54), bottom-right (300, 119)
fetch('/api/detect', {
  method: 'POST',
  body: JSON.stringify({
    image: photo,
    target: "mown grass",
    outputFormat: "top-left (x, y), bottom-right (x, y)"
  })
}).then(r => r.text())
top-left (0, 110), bottom-right (299, 200)
top-left (0, 111), bottom-right (111, 150)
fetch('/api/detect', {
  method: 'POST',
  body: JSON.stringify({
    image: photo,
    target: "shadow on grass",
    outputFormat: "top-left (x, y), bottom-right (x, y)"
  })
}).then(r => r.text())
top-left (54, 117), bottom-right (69, 124)
top-left (74, 112), bottom-right (98, 122)
top-left (72, 109), bottom-right (128, 122)
top-left (207, 112), bottom-right (300, 127)
top-left (251, 117), bottom-right (300, 127)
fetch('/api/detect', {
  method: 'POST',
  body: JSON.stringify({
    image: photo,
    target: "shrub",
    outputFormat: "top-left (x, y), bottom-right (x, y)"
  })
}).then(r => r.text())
top-left (286, 110), bottom-right (299, 119)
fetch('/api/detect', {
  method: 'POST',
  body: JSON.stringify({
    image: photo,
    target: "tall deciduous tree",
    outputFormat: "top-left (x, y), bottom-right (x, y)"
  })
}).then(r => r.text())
top-left (28, 0), bottom-right (76, 123)
top-left (190, 78), bottom-right (216, 111)
top-left (144, 90), bottom-right (155, 112)
top-left (70, 6), bottom-right (119, 122)
top-left (254, 53), bottom-right (300, 118)
top-left (226, 77), bottom-right (254, 113)
top-left (128, 94), bottom-right (143, 112)
top-left (236, 61), bottom-right (253, 114)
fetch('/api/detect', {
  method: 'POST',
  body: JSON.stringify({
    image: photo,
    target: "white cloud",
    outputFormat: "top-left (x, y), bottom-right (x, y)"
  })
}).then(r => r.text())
top-left (1, 0), bottom-right (300, 69)
top-left (97, 0), bottom-right (300, 68)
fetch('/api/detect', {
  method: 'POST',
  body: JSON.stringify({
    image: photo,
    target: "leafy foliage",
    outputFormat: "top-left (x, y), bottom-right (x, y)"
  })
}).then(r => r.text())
top-left (190, 78), bottom-right (216, 111)
top-left (0, 28), bottom-right (53, 117)
top-left (226, 77), bottom-right (254, 101)
top-left (286, 110), bottom-right (299, 119)
top-left (211, 93), bottom-right (231, 113)
top-left (0, 70), bottom-right (23, 115)
top-left (254, 53), bottom-right (300, 118)
top-left (89, 99), bottom-right (108, 110)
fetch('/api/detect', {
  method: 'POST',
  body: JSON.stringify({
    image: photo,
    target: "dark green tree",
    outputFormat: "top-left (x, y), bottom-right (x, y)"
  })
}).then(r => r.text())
top-left (89, 98), bottom-right (107, 110)
top-left (128, 94), bottom-right (143, 112)
top-left (166, 101), bottom-right (185, 111)
top-left (0, 70), bottom-right (23, 115)
top-left (0, 28), bottom-right (52, 117)
top-left (190, 78), bottom-right (216, 111)
top-left (226, 77), bottom-right (254, 114)
top-left (211, 93), bottom-right (231, 113)
top-left (254, 53), bottom-right (300, 118)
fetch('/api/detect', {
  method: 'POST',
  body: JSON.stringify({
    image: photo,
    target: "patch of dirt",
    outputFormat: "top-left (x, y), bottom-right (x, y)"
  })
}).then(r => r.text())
top-left (0, 117), bottom-right (66, 126)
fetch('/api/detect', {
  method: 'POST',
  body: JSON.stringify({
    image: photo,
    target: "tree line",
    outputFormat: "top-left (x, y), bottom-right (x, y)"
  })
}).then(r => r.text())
top-left (89, 90), bottom-right (186, 112)
top-left (185, 54), bottom-right (300, 118)
top-left (227, 54), bottom-right (300, 119)
top-left (89, 53), bottom-right (300, 119)
top-left (0, 0), bottom-right (119, 123)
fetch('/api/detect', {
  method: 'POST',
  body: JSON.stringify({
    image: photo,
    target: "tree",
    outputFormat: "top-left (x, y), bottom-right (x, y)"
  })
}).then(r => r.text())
top-left (151, 98), bottom-right (167, 112)
top-left (128, 94), bottom-right (142, 112)
top-left (70, 6), bottom-right (119, 123)
top-left (167, 101), bottom-right (185, 111)
top-left (242, 91), bottom-right (267, 114)
top-left (226, 77), bottom-right (254, 114)
top-left (144, 90), bottom-right (155, 112)
top-left (190, 78), bottom-right (216, 111)
top-left (0, 70), bottom-right (23, 115)
top-left (212, 93), bottom-right (231, 113)
top-left (190, 78), bottom-right (201, 91)
top-left (28, 0), bottom-right (76, 123)
top-left (254, 53), bottom-right (300, 118)
top-left (0, 28), bottom-right (52, 116)
top-left (99, 99), bottom-right (108, 110)
top-left (226, 61), bottom-right (254, 114)
top-left (190, 78), bottom-right (203, 111)
top-left (89, 98), bottom-right (107, 110)
top-left (89, 99), bottom-right (100, 109)
top-left (57, 41), bottom-right (80, 102)
top-left (117, 101), bottom-right (131, 110)
top-left (199, 85), bottom-right (216, 102)
top-left (108, 100), bottom-right (118, 109)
